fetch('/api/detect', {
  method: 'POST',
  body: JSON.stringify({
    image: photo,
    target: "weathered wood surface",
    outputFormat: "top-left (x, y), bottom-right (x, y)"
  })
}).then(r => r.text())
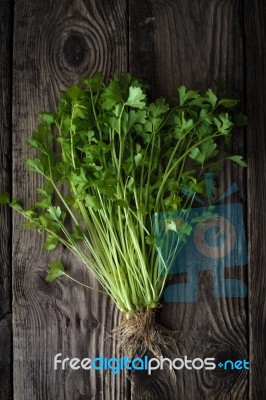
top-left (129, 1), bottom-right (247, 399)
top-left (244, 0), bottom-right (266, 399)
top-left (0, 0), bottom-right (265, 399)
top-left (0, 1), bottom-right (13, 399)
top-left (12, 1), bottom-right (129, 399)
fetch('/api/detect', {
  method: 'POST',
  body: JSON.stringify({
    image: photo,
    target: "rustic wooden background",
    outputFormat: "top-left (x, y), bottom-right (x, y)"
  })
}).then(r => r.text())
top-left (0, 0), bottom-right (265, 399)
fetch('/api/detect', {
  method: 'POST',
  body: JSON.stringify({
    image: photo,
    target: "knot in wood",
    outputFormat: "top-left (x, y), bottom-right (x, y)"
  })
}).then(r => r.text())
top-left (63, 34), bottom-right (87, 67)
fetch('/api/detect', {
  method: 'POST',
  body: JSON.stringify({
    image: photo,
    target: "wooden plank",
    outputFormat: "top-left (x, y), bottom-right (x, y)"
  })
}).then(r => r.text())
top-left (0, 1), bottom-right (13, 399)
top-left (12, 1), bottom-right (129, 399)
top-left (129, 1), bottom-right (248, 399)
top-left (244, 0), bottom-right (266, 398)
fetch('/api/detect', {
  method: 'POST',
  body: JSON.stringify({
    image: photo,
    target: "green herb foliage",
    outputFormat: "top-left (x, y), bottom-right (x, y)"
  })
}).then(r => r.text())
top-left (1, 73), bottom-right (246, 312)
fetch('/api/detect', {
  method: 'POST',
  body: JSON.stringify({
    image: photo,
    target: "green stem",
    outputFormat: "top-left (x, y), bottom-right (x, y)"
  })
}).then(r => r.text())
top-left (155, 132), bottom-right (222, 206)
top-left (70, 103), bottom-right (76, 169)
top-left (65, 274), bottom-right (107, 294)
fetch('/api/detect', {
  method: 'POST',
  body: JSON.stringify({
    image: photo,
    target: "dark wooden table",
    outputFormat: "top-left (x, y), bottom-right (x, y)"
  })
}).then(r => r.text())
top-left (0, 1), bottom-right (265, 399)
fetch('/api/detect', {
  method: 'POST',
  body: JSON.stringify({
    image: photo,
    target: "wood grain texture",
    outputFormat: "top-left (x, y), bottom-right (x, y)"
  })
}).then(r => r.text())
top-left (12, 1), bottom-right (129, 399)
top-left (5, 0), bottom-right (266, 399)
top-left (129, 1), bottom-right (248, 399)
top-left (0, 1), bottom-right (13, 399)
top-left (244, 1), bottom-right (266, 399)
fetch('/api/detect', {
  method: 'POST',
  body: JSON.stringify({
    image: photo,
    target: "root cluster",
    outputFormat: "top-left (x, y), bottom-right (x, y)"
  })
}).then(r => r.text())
top-left (113, 308), bottom-right (178, 359)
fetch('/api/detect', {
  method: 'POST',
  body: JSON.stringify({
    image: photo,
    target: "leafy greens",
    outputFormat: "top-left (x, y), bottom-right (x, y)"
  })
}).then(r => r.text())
top-left (1, 72), bottom-right (246, 313)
